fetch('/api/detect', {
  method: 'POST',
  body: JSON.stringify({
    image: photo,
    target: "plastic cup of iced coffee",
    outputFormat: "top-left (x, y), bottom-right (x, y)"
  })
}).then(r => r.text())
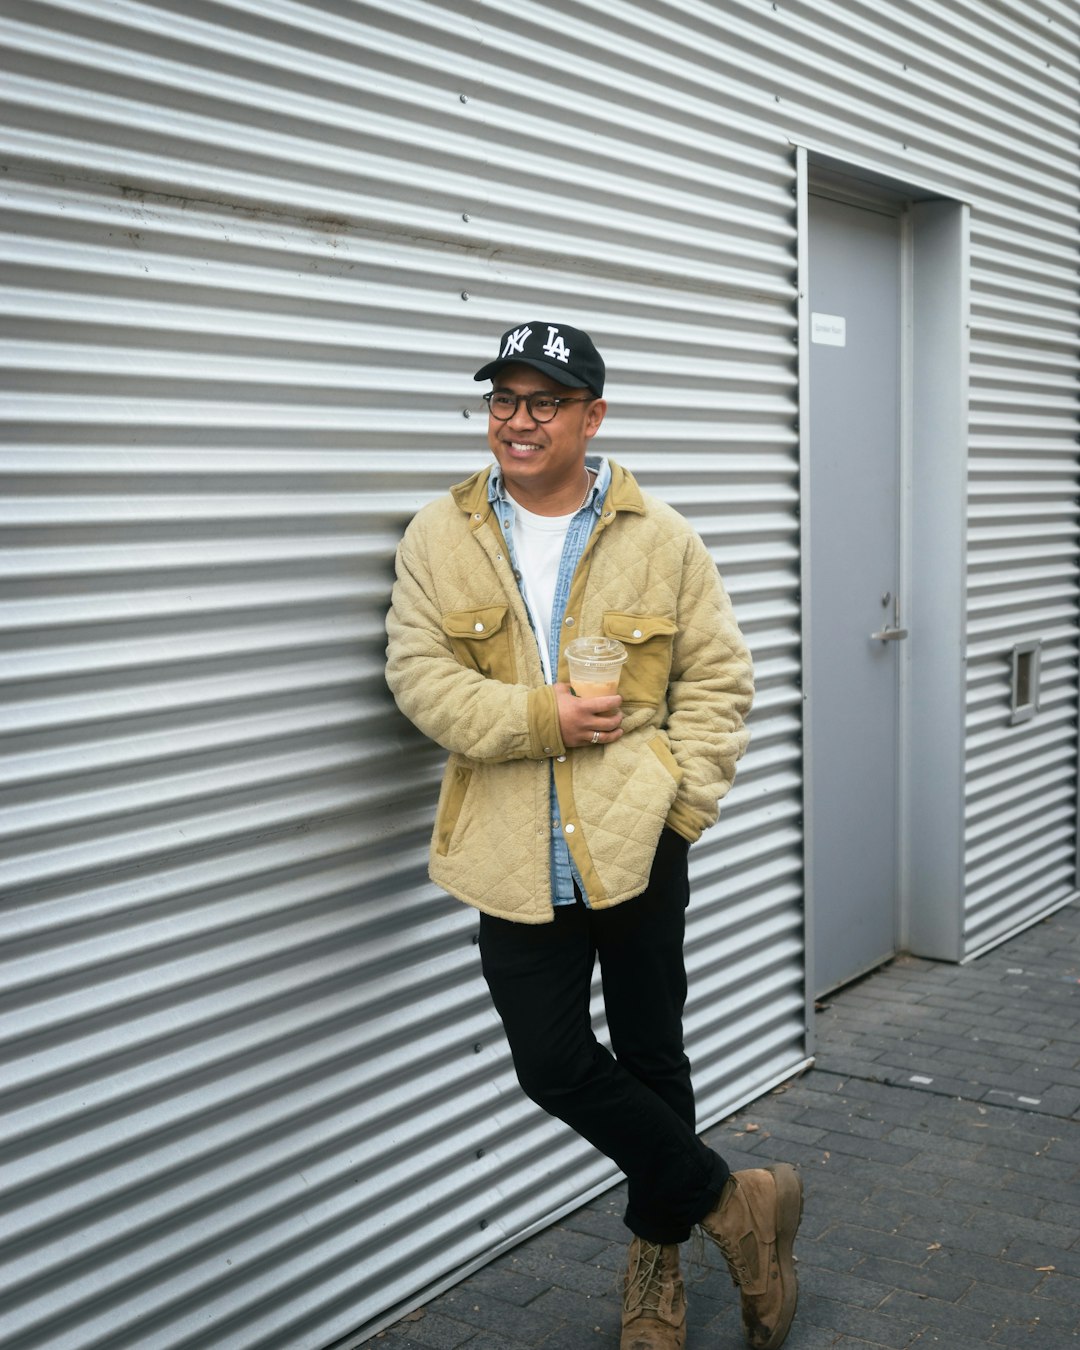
top-left (565, 636), bottom-right (628, 699)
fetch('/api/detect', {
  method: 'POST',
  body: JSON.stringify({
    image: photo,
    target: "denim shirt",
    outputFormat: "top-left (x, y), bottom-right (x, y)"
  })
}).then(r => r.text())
top-left (487, 455), bottom-right (612, 906)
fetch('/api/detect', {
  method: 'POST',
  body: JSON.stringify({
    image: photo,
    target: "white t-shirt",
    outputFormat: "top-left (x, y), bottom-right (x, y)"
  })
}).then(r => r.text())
top-left (511, 499), bottom-right (575, 682)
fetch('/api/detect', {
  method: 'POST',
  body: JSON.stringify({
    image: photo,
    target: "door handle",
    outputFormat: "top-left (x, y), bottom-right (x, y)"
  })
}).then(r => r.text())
top-left (872, 591), bottom-right (906, 642)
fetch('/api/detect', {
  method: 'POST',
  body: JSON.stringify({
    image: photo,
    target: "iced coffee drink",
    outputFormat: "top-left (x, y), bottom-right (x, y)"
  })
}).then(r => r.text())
top-left (565, 636), bottom-right (628, 699)
top-left (570, 676), bottom-right (621, 698)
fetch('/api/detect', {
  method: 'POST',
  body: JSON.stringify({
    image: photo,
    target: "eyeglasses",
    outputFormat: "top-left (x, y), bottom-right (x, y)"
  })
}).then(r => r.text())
top-left (483, 391), bottom-right (594, 423)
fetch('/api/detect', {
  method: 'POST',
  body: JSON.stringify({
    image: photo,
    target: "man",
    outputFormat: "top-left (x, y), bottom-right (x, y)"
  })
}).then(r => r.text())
top-left (386, 321), bottom-right (802, 1350)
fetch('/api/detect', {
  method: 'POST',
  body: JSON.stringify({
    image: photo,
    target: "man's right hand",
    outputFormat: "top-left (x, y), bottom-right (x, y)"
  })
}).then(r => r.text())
top-left (554, 682), bottom-right (623, 748)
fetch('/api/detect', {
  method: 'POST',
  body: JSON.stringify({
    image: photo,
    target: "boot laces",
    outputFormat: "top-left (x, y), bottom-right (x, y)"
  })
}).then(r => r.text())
top-left (718, 1236), bottom-right (750, 1290)
top-left (714, 1234), bottom-right (752, 1290)
top-left (699, 1176), bottom-right (755, 1290)
top-left (624, 1239), bottom-right (667, 1315)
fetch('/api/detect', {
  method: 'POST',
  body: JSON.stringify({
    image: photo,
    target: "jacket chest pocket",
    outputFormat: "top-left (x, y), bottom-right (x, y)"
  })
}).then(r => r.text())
top-left (602, 612), bottom-right (678, 706)
top-left (442, 605), bottom-right (516, 683)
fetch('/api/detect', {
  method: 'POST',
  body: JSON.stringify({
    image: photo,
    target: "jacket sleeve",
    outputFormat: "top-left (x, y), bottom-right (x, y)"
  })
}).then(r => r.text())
top-left (385, 533), bottom-right (565, 763)
top-left (663, 534), bottom-right (754, 842)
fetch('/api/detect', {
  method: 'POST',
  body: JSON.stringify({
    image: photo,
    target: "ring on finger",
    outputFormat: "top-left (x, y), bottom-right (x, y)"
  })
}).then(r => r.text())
top-left (591, 730), bottom-right (600, 744)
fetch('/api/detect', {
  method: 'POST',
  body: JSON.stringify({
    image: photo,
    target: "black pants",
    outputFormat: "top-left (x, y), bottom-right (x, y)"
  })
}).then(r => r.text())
top-left (478, 828), bottom-right (730, 1243)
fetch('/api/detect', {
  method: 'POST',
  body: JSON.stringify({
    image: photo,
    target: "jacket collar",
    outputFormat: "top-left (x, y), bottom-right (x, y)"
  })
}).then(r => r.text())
top-left (451, 458), bottom-right (645, 526)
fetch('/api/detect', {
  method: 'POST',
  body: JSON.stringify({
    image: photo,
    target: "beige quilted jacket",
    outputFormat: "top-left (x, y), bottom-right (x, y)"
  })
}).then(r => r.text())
top-left (385, 460), bottom-right (753, 923)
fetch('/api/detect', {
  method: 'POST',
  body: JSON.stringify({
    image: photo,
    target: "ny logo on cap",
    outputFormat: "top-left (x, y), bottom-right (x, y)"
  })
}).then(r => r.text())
top-left (501, 325), bottom-right (532, 358)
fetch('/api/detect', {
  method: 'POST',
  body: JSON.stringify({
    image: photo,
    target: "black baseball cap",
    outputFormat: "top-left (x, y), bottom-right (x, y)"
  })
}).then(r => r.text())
top-left (474, 321), bottom-right (605, 397)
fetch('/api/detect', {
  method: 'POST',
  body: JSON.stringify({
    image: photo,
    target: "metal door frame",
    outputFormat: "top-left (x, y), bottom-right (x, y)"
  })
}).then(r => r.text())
top-left (795, 146), bottom-right (972, 1044)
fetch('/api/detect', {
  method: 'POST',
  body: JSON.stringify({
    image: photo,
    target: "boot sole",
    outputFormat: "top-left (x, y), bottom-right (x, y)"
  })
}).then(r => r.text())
top-left (758, 1164), bottom-right (803, 1350)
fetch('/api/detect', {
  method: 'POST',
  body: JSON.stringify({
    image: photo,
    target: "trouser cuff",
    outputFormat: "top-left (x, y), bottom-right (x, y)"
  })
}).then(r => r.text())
top-left (624, 1147), bottom-right (731, 1244)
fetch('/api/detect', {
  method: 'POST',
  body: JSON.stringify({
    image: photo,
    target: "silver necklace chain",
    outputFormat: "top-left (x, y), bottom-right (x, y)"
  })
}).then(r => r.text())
top-left (577, 466), bottom-right (594, 513)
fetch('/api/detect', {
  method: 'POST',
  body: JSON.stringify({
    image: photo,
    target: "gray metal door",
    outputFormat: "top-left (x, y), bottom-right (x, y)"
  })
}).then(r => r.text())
top-left (806, 191), bottom-right (903, 996)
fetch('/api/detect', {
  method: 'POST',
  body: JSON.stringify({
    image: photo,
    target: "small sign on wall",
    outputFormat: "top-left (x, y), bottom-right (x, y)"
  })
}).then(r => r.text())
top-left (811, 312), bottom-right (846, 346)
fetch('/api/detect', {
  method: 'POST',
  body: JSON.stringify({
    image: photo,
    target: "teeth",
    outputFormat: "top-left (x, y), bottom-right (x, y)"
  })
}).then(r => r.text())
top-left (511, 442), bottom-right (540, 451)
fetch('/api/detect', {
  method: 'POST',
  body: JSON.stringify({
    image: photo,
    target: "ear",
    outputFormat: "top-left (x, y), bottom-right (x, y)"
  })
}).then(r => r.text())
top-left (583, 397), bottom-right (608, 439)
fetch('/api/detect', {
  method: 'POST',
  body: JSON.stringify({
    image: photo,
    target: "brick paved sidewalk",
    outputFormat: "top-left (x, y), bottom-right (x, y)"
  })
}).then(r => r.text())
top-left (362, 901), bottom-right (1080, 1348)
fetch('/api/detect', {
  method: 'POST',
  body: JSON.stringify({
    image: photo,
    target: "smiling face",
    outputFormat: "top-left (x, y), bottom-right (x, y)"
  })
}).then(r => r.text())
top-left (486, 362), bottom-right (607, 515)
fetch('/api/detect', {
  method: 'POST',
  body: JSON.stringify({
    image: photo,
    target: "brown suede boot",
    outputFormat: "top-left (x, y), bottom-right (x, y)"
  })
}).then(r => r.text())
top-left (699, 1165), bottom-right (803, 1350)
top-left (620, 1236), bottom-right (687, 1350)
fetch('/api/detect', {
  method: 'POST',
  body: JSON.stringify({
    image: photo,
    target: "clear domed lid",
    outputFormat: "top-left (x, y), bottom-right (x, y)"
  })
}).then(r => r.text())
top-left (565, 635), bottom-right (627, 664)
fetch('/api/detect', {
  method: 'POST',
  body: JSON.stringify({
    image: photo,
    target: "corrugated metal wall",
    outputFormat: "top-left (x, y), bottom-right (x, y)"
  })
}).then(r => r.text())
top-left (964, 146), bottom-right (1080, 952)
top-left (0, 1), bottom-right (1076, 1347)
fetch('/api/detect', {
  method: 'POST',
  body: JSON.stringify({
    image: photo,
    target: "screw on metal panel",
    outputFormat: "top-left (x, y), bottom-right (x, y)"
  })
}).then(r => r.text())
top-left (476, 1148), bottom-right (485, 1158)
top-left (460, 93), bottom-right (469, 103)
top-left (462, 212), bottom-right (471, 221)
top-left (463, 408), bottom-right (471, 417)
top-left (473, 1042), bottom-right (483, 1053)
top-left (461, 290), bottom-right (469, 300)
top-left (480, 1219), bottom-right (489, 1229)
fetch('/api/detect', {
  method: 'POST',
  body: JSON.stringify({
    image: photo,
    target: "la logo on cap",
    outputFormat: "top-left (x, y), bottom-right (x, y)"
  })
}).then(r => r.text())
top-left (542, 326), bottom-right (571, 364)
